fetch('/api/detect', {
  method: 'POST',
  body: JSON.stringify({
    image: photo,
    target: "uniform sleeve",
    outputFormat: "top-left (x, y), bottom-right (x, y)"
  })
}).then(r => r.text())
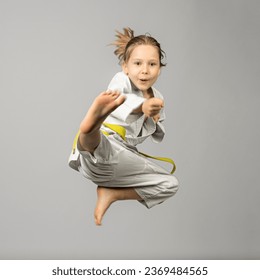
top-left (152, 120), bottom-right (165, 143)
top-left (107, 72), bottom-right (145, 123)
top-left (151, 89), bottom-right (166, 143)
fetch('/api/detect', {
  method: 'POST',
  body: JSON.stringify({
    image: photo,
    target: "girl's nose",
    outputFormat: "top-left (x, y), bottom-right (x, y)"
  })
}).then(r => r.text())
top-left (141, 64), bottom-right (148, 73)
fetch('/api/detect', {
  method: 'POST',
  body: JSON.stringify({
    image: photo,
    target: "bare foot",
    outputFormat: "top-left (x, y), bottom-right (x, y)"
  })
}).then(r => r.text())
top-left (80, 90), bottom-right (125, 134)
top-left (94, 186), bottom-right (142, 225)
top-left (94, 186), bottom-right (117, 226)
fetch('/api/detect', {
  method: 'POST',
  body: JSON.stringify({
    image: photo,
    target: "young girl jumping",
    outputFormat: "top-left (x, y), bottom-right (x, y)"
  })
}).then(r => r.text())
top-left (68, 28), bottom-right (179, 225)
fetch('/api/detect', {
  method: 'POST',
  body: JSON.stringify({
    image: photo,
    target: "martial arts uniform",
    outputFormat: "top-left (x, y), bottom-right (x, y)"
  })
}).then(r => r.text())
top-left (68, 72), bottom-right (178, 208)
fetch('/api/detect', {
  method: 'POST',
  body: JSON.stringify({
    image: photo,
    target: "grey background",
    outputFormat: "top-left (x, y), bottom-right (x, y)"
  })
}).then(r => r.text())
top-left (1, 0), bottom-right (259, 259)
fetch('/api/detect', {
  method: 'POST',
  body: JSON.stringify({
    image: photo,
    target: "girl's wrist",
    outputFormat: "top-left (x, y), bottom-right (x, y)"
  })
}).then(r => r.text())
top-left (132, 104), bottom-right (143, 114)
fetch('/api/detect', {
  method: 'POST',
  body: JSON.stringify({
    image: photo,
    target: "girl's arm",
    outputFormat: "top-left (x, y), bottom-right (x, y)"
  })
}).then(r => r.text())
top-left (148, 90), bottom-right (166, 143)
top-left (151, 114), bottom-right (166, 143)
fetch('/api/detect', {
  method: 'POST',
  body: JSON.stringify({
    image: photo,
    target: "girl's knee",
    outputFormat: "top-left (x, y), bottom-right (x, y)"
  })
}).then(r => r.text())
top-left (167, 175), bottom-right (179, 196)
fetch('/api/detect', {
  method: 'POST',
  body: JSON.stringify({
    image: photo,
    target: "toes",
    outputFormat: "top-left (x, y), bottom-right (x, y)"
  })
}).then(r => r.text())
top-left (105, 89), bottom-right (121, 97)
top-left (94, 211), bottom-right (102, 226)
top-left (95, 216), bottom-right (102, 226)
top-left (112, 92), bottom-right (119, 98)
top-left (116, 94), bottom-right (126, 104)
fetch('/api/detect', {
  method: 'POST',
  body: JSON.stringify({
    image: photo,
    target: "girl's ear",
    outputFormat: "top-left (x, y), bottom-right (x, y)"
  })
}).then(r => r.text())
top-left (122, 62), bottom-right (128, 75)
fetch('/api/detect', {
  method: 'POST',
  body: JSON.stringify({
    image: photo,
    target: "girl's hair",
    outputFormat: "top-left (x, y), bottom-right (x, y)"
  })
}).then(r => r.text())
top-left (111, 27), bottom-right (166, 67)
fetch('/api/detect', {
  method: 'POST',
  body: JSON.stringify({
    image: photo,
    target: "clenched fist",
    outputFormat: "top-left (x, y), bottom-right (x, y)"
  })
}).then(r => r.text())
top-left (142, 97), bottom-right (164, 117)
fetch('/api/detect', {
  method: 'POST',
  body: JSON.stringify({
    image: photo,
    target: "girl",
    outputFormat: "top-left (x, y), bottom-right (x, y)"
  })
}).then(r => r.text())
top-left (69, 28), bottom-right (179, 225)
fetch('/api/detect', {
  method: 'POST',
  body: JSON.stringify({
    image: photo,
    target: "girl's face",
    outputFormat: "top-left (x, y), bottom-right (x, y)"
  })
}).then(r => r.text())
top-left (122, 45), bottom-right (161, 95)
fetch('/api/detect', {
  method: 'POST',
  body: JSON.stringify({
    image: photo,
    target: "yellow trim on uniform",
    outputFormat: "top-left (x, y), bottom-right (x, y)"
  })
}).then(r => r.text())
top-left (72, 123), bottom-right (176, 174)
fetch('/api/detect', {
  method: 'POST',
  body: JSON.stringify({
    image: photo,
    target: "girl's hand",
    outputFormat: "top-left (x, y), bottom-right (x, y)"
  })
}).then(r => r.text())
top-left (152, 114), bottom-right (160, 123)
top-left (142, 97), bottom-right (164, 117)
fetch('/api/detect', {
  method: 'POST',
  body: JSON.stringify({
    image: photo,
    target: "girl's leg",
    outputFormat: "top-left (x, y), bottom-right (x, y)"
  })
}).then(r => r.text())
top-left (79, 90), bottom-right (125, 153)
top-left (78, 91), bottom-right (142, 225)
top-left (94, 186), bottom-right (141, 226)
top-left (91, 149), bottom-right (178, 225)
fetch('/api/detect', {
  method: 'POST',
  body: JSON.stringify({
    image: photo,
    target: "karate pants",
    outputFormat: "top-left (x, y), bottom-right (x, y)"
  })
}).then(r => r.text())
top-left (72, 133), bottom-right (179, 208)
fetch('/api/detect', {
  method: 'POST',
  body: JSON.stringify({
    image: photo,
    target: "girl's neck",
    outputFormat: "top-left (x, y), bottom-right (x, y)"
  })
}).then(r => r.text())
top-left (128, 78), bottom-right (154, 99)
top-left (142, 88), bottom-right (154, 99)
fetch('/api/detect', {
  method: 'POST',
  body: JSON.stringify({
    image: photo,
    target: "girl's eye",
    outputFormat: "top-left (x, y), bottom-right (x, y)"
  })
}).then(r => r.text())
top-left (150, 62), bottom-right (157, 66)
top-left (134, 61), bottom-right (141, 65)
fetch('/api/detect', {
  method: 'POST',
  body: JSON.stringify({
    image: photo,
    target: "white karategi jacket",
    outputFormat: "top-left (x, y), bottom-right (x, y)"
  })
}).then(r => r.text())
top-left (104, 71), bottom-right (165, 146)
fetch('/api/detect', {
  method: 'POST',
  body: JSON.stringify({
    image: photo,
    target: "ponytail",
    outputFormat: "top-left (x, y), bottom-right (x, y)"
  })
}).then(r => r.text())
top-left (111, 27), bottom-right (135, 63)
